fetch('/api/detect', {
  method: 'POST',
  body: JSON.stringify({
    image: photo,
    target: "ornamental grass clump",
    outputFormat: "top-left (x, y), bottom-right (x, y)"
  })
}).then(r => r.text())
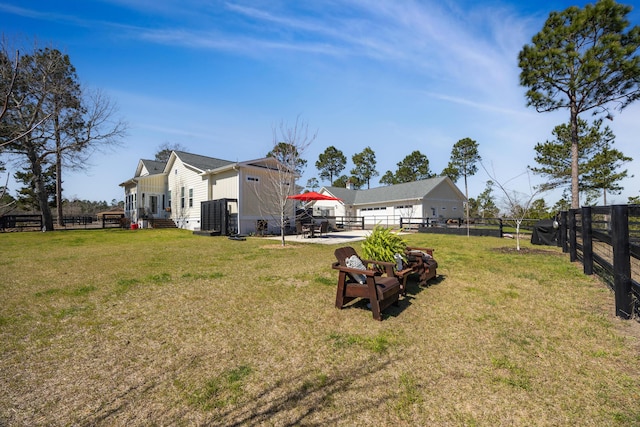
top-left (361, 225), bottom-right (408, 263)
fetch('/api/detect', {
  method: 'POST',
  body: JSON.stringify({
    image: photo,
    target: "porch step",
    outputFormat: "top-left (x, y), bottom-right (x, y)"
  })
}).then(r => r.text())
top-left (150, 218), bottom-right (177, 229)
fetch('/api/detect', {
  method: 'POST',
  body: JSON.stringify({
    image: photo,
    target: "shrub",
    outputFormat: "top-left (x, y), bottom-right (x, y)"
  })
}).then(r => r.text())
top-left (361, 225), bottom-right (408, 263)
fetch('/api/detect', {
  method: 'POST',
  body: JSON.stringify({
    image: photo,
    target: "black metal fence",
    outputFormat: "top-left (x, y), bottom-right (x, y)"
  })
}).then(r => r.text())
top-left (61, 216), bottom-right (95, 226)
top-left (0, 213), bottom-right (126, 231)
top-left (560, 205), bottom-right (640, 320)
top-left (325, 216), bottom-right (537, 235)
top-left (59, 214), bottom-right (125, 229)
top-left (413, 217), bottom-right (505, 237)
top-left (0, 214), bottom-right (43, 230)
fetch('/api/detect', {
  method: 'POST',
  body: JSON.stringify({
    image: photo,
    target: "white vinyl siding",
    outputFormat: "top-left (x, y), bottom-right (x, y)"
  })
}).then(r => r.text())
top-left (167, 157), bottom-right (209, 229)
top-left (211, 171), bottom-right (239, 200)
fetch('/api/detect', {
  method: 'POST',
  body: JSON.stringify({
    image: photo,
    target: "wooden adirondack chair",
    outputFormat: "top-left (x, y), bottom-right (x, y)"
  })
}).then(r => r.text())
top-left (332, 247), bottom-right (401, 321)
top-left (404, 246), bottom-right (438, 286)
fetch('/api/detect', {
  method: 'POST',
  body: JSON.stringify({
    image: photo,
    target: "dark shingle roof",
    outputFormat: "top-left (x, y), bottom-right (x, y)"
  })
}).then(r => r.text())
top-left (174, 151), bottom-right (235, 172)
top-left (140, 159), bottom-right (166, 175)
top-left (324, 176), bottom-right (459, 205)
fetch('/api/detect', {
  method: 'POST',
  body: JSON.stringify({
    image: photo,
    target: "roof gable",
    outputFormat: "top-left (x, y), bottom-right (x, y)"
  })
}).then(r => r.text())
top-left (136, 159), bottom-right (166, 177)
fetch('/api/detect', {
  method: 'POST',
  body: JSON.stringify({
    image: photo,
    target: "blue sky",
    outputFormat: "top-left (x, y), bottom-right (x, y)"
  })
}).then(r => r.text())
top-left (2, 0), bottom-right (639, 208)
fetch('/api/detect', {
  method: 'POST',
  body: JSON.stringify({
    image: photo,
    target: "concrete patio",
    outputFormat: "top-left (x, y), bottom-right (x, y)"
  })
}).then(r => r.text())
top-left (263, 229), bottom-right (371, 245)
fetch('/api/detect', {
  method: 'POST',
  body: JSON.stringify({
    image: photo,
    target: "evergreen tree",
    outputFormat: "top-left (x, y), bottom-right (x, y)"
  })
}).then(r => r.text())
top-left (155, 142), bottom-right (187, 162)
top-left (267, 142), bottom-right (307, 175)
top-left (351, 146), bottom-right (378, 189)
top-left (466, 198), bottom-right (480, 218)
top-left (442, 137), bottom-right (481, 235)
top-left (315, 146), bottom-right (346, 184)
top-left (382, 150), bottom-right (433, 185)
top-left (14, 164), bottom-right (56, 211)
top-left (530, 118), bottom-right (631, 205)
top-left (332, 175), bottom-right (361, 188)
top-left (584, 144), bottom-right (631, 205)
top-left (528, 198), bottom-right (551, 219)
top-left (519, 0), bottom-right (640, 209)
top-left (305, 177), bottom-right (319, 191)
top-left (441, 164), bottom-right (460, 183)
top-left (379, 170), bottom-right (397, 186)
top-left (552, 191), bottom-right (572, 213)
top-left (476, 180), bottom-right (499, 218)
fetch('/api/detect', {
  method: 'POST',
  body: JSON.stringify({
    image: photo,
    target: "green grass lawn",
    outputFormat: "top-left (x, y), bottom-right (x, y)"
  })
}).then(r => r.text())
top-left (1, 228), bottom-right (639, 426)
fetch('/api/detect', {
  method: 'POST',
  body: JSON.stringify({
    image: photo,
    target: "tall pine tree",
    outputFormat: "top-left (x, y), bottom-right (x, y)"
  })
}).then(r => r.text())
top-left (519, 0), bottom-right (640, 208)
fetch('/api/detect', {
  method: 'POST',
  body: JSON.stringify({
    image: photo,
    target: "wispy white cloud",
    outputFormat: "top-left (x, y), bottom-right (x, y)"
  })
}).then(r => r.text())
top-left (424, 92), bottom-right (528, 116)
top-left (0, 3), bottom-right (56, 20)
top-left (1, 0), bottom-right (532, 96)
top-left (135, 27), bottom-right (347, 57)
top-left (214, 0), bottom-right (533, 108)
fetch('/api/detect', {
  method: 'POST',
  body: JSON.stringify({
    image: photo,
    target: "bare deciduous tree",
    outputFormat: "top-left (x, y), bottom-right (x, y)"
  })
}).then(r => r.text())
top-left (52, 88), bottom-right (127, 226)
top-left (483, 164), bottom-right (548, 251)
top-left (155, 141), bottom-right (187, 162)
top-left (255, 116), bottom-right (316, 246)
top-left (1, 42), bottom-right (126, 230)
top-left (0, 46), bottom-right (18, 215)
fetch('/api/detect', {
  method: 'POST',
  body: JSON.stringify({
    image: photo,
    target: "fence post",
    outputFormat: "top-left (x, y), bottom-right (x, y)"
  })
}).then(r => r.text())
top-left (569, 209), bottom-right (577, 262)
top-left (611, 204), bottom-right (632, 319)
top-left (560, 211), bottom-right (568, 253)
top-left (582, 206), bottom-right (593, 275)
top-left (498, 218), bottom-right (503, 238)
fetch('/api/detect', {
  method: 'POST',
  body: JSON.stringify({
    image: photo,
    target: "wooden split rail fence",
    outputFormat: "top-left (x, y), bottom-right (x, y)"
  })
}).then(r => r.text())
top-left (561, 205), bottom-right (640, 320)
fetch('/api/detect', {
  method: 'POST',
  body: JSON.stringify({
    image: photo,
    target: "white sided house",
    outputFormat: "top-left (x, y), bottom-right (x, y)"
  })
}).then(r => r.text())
top-left (312, 176), bottom-right (466, 228)
top-left (120, 151), bottom-right (296, 234)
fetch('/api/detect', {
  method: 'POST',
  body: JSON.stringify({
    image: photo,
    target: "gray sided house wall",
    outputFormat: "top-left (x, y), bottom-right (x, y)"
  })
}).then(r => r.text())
top-left (425, 182), bottom-right (464, 220)
top-left (237, 166), bottom-right (296, 235)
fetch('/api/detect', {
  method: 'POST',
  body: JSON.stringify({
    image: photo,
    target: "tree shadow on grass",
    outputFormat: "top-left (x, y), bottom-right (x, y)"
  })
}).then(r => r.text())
top-left (205, 355), bottom-right (393, 426)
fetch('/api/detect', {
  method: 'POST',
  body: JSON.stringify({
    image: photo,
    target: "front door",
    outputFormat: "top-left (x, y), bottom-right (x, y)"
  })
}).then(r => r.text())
top-left (150, 195), bottom-right (158, 216)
